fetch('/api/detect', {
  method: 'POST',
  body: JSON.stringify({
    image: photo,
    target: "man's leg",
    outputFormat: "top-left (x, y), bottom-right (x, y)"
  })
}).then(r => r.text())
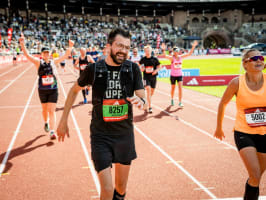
top-left (98, 167), bottom-right (113, 200)
top-left (114, 163), bottom-right (131, 200)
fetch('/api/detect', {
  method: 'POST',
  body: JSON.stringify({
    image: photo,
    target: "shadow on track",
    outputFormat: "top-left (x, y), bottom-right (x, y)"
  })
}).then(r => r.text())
top-left (0, 135), bottom-right (54, 174)
top-left (153, 105), bottom-right (181, 120)
top-left (55, 101), bottom-right (92, 112)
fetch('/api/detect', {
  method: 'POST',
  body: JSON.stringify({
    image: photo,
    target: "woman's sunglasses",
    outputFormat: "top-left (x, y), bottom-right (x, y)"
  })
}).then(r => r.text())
top-left (245, 55), bottom-right (264, 62)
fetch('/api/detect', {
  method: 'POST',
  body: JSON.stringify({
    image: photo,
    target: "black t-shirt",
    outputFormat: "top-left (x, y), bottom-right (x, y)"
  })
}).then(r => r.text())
top-left (139, 56), bottom-right (160, 79)
top-left (78, 61), bottom-right (144, 134)
top-left (79, 56), bottom-right (90, 74)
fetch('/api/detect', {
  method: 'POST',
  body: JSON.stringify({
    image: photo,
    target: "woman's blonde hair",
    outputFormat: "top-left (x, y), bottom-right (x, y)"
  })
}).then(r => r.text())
top-left (242, 48), bottom-right (260, 61)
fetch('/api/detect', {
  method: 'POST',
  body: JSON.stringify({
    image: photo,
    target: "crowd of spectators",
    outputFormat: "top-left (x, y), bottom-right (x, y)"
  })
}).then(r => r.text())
top-left (0, 13), bottom-right (188, 54)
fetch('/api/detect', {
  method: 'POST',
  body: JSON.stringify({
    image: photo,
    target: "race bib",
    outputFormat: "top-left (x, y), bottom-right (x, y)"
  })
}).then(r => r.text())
top-left (145, 66), bottom-right (154, 73)
top-left (244, 107), bottom-right (266, 127)
top-left (102, 99), bottom-right (128, 122)
top-left (42, 75), bottom-right (54, 86)
top-left (80, 64), bottom-right (87, 70)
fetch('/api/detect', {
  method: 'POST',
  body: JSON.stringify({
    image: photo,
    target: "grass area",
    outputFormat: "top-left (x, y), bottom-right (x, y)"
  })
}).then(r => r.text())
top-left (158, 56), bottom-right (266, 98)
top-left (182, 57), bottom-right (244, 75)
top-left (158, 57), bottom-right (245, 99)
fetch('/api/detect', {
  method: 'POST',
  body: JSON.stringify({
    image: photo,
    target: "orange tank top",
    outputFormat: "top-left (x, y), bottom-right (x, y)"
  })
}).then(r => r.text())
top-left (234, 73), bottom-right (266, 135)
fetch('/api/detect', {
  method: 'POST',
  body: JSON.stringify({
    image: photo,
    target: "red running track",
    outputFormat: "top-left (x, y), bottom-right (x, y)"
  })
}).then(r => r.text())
top-left (0, 61), bottom-right (265, 200)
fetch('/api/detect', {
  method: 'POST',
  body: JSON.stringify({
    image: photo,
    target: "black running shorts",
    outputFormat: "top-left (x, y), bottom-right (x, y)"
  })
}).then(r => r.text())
top-left (90, 131), bottom-right (137, 173)
top-left (38, 89), bottom-right (58, 103)
top-left (143, 77), bottom-right (157, 89)
top-left (170, 76), bottom-right (183, 85)
top-left (234, 130), bottom-right (266, 153)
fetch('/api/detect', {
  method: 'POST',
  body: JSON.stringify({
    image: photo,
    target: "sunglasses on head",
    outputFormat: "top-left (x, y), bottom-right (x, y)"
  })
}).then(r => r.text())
top-left (245, 55), bottom-right (264, 62)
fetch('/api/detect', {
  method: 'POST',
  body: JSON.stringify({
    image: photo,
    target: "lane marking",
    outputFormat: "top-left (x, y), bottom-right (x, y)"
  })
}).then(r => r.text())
top-left (0, 78), bottom-right (37, 177)
top-left (0, 66), bottom-right (31, 95)
top-left (213, 197), bottom-right (266, 200)
top-left (82, 166), bottom-right (91, 169)
top-left (156, 89), bottom-right (235, 121)
top-left (135, 125), bottom-right (217, 199)
top-left (152, 104), bottom-right (237, 151)
top-left (0, 104), bottom-right (65, 109)
top-left (194, 187), bottom-right (215, 191)
top-left (0, 173), bottom-right (10, 176)
top-left (0, 65), bottom-right (21, 78)
top-left (166, 160), bottom-right (183, 164)
top-left (57, 72), bottom-right (100, 195)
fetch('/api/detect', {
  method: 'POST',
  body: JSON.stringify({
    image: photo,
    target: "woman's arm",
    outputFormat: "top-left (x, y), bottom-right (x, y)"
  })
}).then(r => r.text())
top-left (181, 40), bottom-right (198, 59)
top-left (54, 40), bottom-right (75, 65)
top-left (19, 33), bottom-right (40, 69)
top-left (214, 77), bottom-right (239, 140)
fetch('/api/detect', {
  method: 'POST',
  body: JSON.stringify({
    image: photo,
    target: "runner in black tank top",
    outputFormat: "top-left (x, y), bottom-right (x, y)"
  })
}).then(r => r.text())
top-left (74, 47), bottom-right (94, 104)
top-left (19, 33), bottom-right (74, 139)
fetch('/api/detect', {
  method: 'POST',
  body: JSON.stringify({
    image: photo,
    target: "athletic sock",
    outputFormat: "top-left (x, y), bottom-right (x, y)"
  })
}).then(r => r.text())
top-left (244, 180), bottom-right (259, 200)
top-left (82, 89), bottom-right (86, 100)
top-left (113, 189), bottom-right (126, 200)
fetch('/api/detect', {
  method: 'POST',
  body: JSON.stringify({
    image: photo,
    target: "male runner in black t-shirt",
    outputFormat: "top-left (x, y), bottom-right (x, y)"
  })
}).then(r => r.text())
top-left (74, 47), bottom-right (94, 103)
top-left (139, 45), bottom-right (161, 113)
top-left (57, 28), bottom-right (146, 200)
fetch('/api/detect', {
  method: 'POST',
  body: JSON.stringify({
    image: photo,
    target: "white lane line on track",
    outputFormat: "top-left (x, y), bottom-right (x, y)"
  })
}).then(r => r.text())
top-left (0, 66), bottom-right (31, 95)
top-left (213, 196), bottom-right (266, 200)
top-left (57, 72), bottom-right (100, 195)
top-left (0, 65), bottom-right (21, 78)
top-left (0, 78), bottom-right (37, 177)
top-left (0, 104), bottom-right (65, 109)
top-left (134, 125), bottom-right (217, 199)
top-left (156, 89), bottom-right (235, 121)
top-left (152, 104), bottom-right (237, 151)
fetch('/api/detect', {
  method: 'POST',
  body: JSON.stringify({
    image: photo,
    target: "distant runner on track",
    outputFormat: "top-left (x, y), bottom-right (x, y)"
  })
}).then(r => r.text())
top-left (160, 41), bottom-right (198, 107)
top-left (19, 33), bottom-right (74, 140)
top-left (74, 47), bottom-right (94, 104)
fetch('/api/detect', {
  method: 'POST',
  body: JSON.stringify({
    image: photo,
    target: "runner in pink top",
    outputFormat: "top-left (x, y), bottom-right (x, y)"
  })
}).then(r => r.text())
top-left (171, 56), bottom-right (182, 77)
top-left (161, 41), bottom-right (198, 107)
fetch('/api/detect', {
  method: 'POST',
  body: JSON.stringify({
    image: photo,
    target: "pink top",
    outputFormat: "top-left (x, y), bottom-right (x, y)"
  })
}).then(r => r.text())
top-left (170, 56), bottom-right (182, 77)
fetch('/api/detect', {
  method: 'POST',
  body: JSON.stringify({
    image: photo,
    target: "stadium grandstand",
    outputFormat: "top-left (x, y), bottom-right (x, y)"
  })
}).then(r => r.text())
top-left (0, 0), bottom-right (265, 54)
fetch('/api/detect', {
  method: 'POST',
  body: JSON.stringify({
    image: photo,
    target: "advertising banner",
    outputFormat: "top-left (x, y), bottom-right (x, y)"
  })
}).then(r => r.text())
top-left (183, 75), bottom-right (238, 86)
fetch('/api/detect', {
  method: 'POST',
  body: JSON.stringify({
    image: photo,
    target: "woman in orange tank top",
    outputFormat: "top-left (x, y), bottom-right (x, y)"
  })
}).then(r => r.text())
top-left (214, 49), bottom-right (266, 200)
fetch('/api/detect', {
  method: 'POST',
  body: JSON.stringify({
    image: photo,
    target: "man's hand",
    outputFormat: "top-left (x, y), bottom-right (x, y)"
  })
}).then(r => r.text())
top-left (57, 120), bottom-right (70, 142)
top-left (127, 96), bottom-right (145, 110)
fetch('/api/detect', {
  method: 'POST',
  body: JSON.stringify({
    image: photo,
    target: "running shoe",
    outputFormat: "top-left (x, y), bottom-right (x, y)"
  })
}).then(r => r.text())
top-left (148, 107), bottom-right (153, 113)
top-left (178, 102), bottom-right (184, 108)
top-left (85, 88), bottom-right (89, 95)
top-left (50, 131), bottom-right (56, 140)
top-left (44, 123), bottom-right (50, 132)
top-left (84, 98), bottom-right (87, 104)
top-left (171, 99), bottom-right (174, 106)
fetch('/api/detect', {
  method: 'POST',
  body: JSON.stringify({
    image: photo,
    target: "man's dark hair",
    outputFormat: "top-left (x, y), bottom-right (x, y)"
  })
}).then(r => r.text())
top-left (107, 28), bottom-right (131, 45)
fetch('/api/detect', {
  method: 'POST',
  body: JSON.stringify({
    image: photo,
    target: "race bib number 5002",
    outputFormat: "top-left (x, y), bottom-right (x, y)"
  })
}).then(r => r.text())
top-left (245, 107), bottom-right (266, 127)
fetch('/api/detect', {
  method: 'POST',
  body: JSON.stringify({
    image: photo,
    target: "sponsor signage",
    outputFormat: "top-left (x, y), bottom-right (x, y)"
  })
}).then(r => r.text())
top-left (158, 66), bottom-right (200, 78)
top-left (208, 49), bottom-right (231, 54)
top-left (183, 75), bottom-right (238, 86)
